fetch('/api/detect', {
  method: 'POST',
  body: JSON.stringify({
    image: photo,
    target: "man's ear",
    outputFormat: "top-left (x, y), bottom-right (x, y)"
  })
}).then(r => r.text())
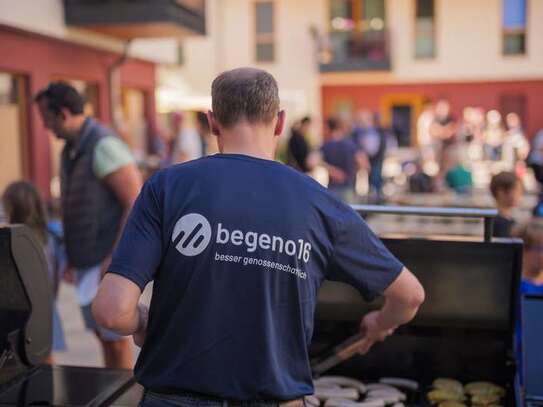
top-left (207, 110), bottom-right (221, 136)
top-left (274, 110), bottom-right (286, 136)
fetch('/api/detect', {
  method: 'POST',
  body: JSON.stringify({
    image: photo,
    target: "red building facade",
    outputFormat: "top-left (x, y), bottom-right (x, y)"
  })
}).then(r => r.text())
top-left (322, 79), bottom-right (543, 144)
top-left (0, 24), bottom-right (157, 197)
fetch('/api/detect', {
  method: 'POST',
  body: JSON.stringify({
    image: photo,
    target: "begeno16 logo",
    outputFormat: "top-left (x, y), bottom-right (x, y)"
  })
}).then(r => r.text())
top-left (172, 213), bottom-right (212, 256)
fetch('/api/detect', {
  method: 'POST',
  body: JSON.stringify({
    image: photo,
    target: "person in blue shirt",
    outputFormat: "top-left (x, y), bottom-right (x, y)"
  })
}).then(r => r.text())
top-left (321, 117), bottom-right (368, 203)
top-left (92, 67), bottom-right (425, 406)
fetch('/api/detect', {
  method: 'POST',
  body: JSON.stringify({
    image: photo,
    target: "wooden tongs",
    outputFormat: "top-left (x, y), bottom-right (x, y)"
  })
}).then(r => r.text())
top-left (311, 332), bottom-right (366, 378)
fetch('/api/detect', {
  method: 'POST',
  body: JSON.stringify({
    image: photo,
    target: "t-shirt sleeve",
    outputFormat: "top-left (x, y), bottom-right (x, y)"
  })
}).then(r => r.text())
top-left (327, 208), bottom-right (404, 301)
top-left (108, 177), bottom-right (163, 291)
top-left (93, 136), bottom-right (135, 179)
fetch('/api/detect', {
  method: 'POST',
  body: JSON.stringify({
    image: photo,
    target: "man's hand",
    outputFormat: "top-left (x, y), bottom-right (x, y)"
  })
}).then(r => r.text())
top-left (356, 311), bottom-right (395, 355)
top-left (63, 264), bottom-right (76, 284)
top-left (328, 166), bottom-right (347, 183)
top-left (355, 268), bottom-right (425, 355)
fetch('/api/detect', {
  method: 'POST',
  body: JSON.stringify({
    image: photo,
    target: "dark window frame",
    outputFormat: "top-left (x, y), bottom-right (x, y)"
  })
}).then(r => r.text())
top-left (502, 0), bottom-right (528, 56)
top-left (254, 1), bottom-right (275, 63)
top-left (414, 0), bottom-right (436, 59)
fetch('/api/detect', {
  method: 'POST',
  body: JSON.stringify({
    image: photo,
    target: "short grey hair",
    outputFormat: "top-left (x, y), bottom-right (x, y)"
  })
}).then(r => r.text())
top-left (211, 67), bottom-right (280, 128)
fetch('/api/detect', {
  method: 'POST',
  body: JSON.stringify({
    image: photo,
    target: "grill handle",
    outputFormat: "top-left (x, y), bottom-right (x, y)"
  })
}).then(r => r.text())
top-left (351, 205), bottom-right (498, 243)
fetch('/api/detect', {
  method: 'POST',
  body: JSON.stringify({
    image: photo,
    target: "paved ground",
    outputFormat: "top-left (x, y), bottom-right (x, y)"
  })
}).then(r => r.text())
top-left (52, 281), bottom-right (152, 367)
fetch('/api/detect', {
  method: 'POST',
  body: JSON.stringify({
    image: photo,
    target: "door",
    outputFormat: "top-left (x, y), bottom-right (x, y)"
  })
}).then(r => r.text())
top-left (391, 105), bottom-right (412, 147)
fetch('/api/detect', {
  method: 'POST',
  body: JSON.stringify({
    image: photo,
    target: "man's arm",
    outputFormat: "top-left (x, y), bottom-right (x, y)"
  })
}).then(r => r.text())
top-left (100, 163), bottom-right (142, 275)
top-left (357, 267), bottom-right (424, 354)
top-left (92, 273), bottom-right (148, 338)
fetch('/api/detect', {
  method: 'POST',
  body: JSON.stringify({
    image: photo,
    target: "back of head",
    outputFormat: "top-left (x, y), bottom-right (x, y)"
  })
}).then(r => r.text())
top-left (490, 171), bottom-right (519, 198)
top-left (2, 181), bottom-right (47, 244)
top-left (35, 81), bottom-right (85, 115)
top-left (211, 68), bottom-right (279, 128)
top-left (327, 117), bottom-right (340, 133)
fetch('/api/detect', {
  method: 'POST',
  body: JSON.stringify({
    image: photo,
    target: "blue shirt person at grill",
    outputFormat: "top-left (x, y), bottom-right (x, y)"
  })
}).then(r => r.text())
top-left (92, 68), bottom-right (425, 406)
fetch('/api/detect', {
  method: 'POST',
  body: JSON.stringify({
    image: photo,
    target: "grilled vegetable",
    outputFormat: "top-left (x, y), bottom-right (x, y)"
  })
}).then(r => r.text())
top-left (427, 389), bottom-right (466, 403)
top-left (464, 382), bottom-right (505, 397)
top-left (437, 402), bottom-right (467, 407)
top-left (379, 377), bottom-right (419, 391)
top-left (315, 376), bottom-right (367, 393)
top-left (471, 392), bottom-right (501, 405)
top-left (433, 378), bottom-right (464, 395)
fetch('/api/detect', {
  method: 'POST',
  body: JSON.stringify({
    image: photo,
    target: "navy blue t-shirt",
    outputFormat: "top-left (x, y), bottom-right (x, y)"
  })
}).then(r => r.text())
top-left (109, 153), bottom-right (403, 400)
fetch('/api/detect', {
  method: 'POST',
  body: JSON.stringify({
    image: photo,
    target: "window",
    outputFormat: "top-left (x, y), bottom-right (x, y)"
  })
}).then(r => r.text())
top-left (327, 0), bottom-right (387, 66)
top-left (503, 0), bottom-right (526, 55)
top-left (415, 0), bottom-right (435, 59)
top-left (255, 1), bottom-right (274, 63)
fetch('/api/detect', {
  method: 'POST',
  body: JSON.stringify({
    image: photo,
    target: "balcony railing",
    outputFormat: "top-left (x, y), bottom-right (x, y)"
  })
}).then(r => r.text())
top-left (319, 29), bottom-right (390, 72)
top-left (64, 0), bottom-right (206, 39)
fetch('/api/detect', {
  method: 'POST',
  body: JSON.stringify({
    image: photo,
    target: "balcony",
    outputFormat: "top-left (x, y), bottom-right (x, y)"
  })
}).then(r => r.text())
top-left (319, 29), bottom-right (390, 72)
top-left (64, 0), bottom-right (206, 40)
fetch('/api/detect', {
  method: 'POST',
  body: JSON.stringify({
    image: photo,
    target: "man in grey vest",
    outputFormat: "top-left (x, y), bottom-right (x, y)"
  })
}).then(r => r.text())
top-left (35, 82), bottom-right (142, 369)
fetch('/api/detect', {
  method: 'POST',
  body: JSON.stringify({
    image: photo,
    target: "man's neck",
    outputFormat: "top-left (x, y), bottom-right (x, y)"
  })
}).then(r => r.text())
top-left (219, 122), bottom-right (276, 161)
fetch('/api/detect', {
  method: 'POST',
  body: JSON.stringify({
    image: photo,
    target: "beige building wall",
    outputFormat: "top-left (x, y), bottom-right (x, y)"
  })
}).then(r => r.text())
top-left (323, 0), bottom-right (543, 85)
top-left (176, 0), bottom-right (327, 137)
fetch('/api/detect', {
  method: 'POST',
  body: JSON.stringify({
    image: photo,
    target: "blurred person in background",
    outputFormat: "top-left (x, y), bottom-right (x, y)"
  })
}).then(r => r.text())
top-left (490, 172), bottom-right (523, 238)
top-left (2, 181), bottom-right (67, 362)
top-left (517, 220), bottom-right (543, 295)
top-left (35, 82), bottom-right (142, 369)
top-left (503, 112), bottom-right (529, 173)
top-left (527, 128), bottom-right (543, 217)
top-left (352, 110), bottom-right (387, 201)
top-left (416, 101), bottom-right (434, 147)
top-left (408, 158), bottom-right (435, 194)
top-left (430, 99), bottom-right (457, 172)
top-left (286, 116), bottom-right (313, 173)
top-left (416, 101), bottom-right (435, 163)
top-left (173, 111), bottom-right (205, 163)
top-left (444, 147), bottom-right (473, 194)
top-left (321, 117), bottom-right (368, 202)
top-left (483, 110), bottom-right (505, 161)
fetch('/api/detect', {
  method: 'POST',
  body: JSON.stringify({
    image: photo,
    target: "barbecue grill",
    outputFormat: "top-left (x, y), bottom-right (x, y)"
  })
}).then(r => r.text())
top-left (311, 206), bottom-right (523, 406)
top-left (0, 206), bottom-right (533, 406)
top-left (0, 225), bottom-right (136, 406)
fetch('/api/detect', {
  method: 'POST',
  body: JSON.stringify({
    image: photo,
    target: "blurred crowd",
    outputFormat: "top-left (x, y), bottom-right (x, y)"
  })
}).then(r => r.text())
top-left (284, 99), bottom-right (537, 206)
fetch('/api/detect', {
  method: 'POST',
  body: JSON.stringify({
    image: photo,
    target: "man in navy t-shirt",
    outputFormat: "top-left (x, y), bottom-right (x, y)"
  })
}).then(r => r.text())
top-left (92, 68), bottom-right (425, 406)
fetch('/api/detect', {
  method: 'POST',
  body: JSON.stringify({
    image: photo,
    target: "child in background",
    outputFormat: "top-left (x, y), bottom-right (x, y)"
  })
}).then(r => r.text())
top-left (2, 181), bottom-right (66, 360)
top-left (518, 220), bottom-right (543, 295)
top-left (490, 171), bottom-right (523, 238)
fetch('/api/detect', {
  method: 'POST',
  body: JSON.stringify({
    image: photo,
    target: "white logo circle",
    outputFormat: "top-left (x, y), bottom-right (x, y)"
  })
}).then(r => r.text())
top-left (172, 213), bottom-right (212, 256)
